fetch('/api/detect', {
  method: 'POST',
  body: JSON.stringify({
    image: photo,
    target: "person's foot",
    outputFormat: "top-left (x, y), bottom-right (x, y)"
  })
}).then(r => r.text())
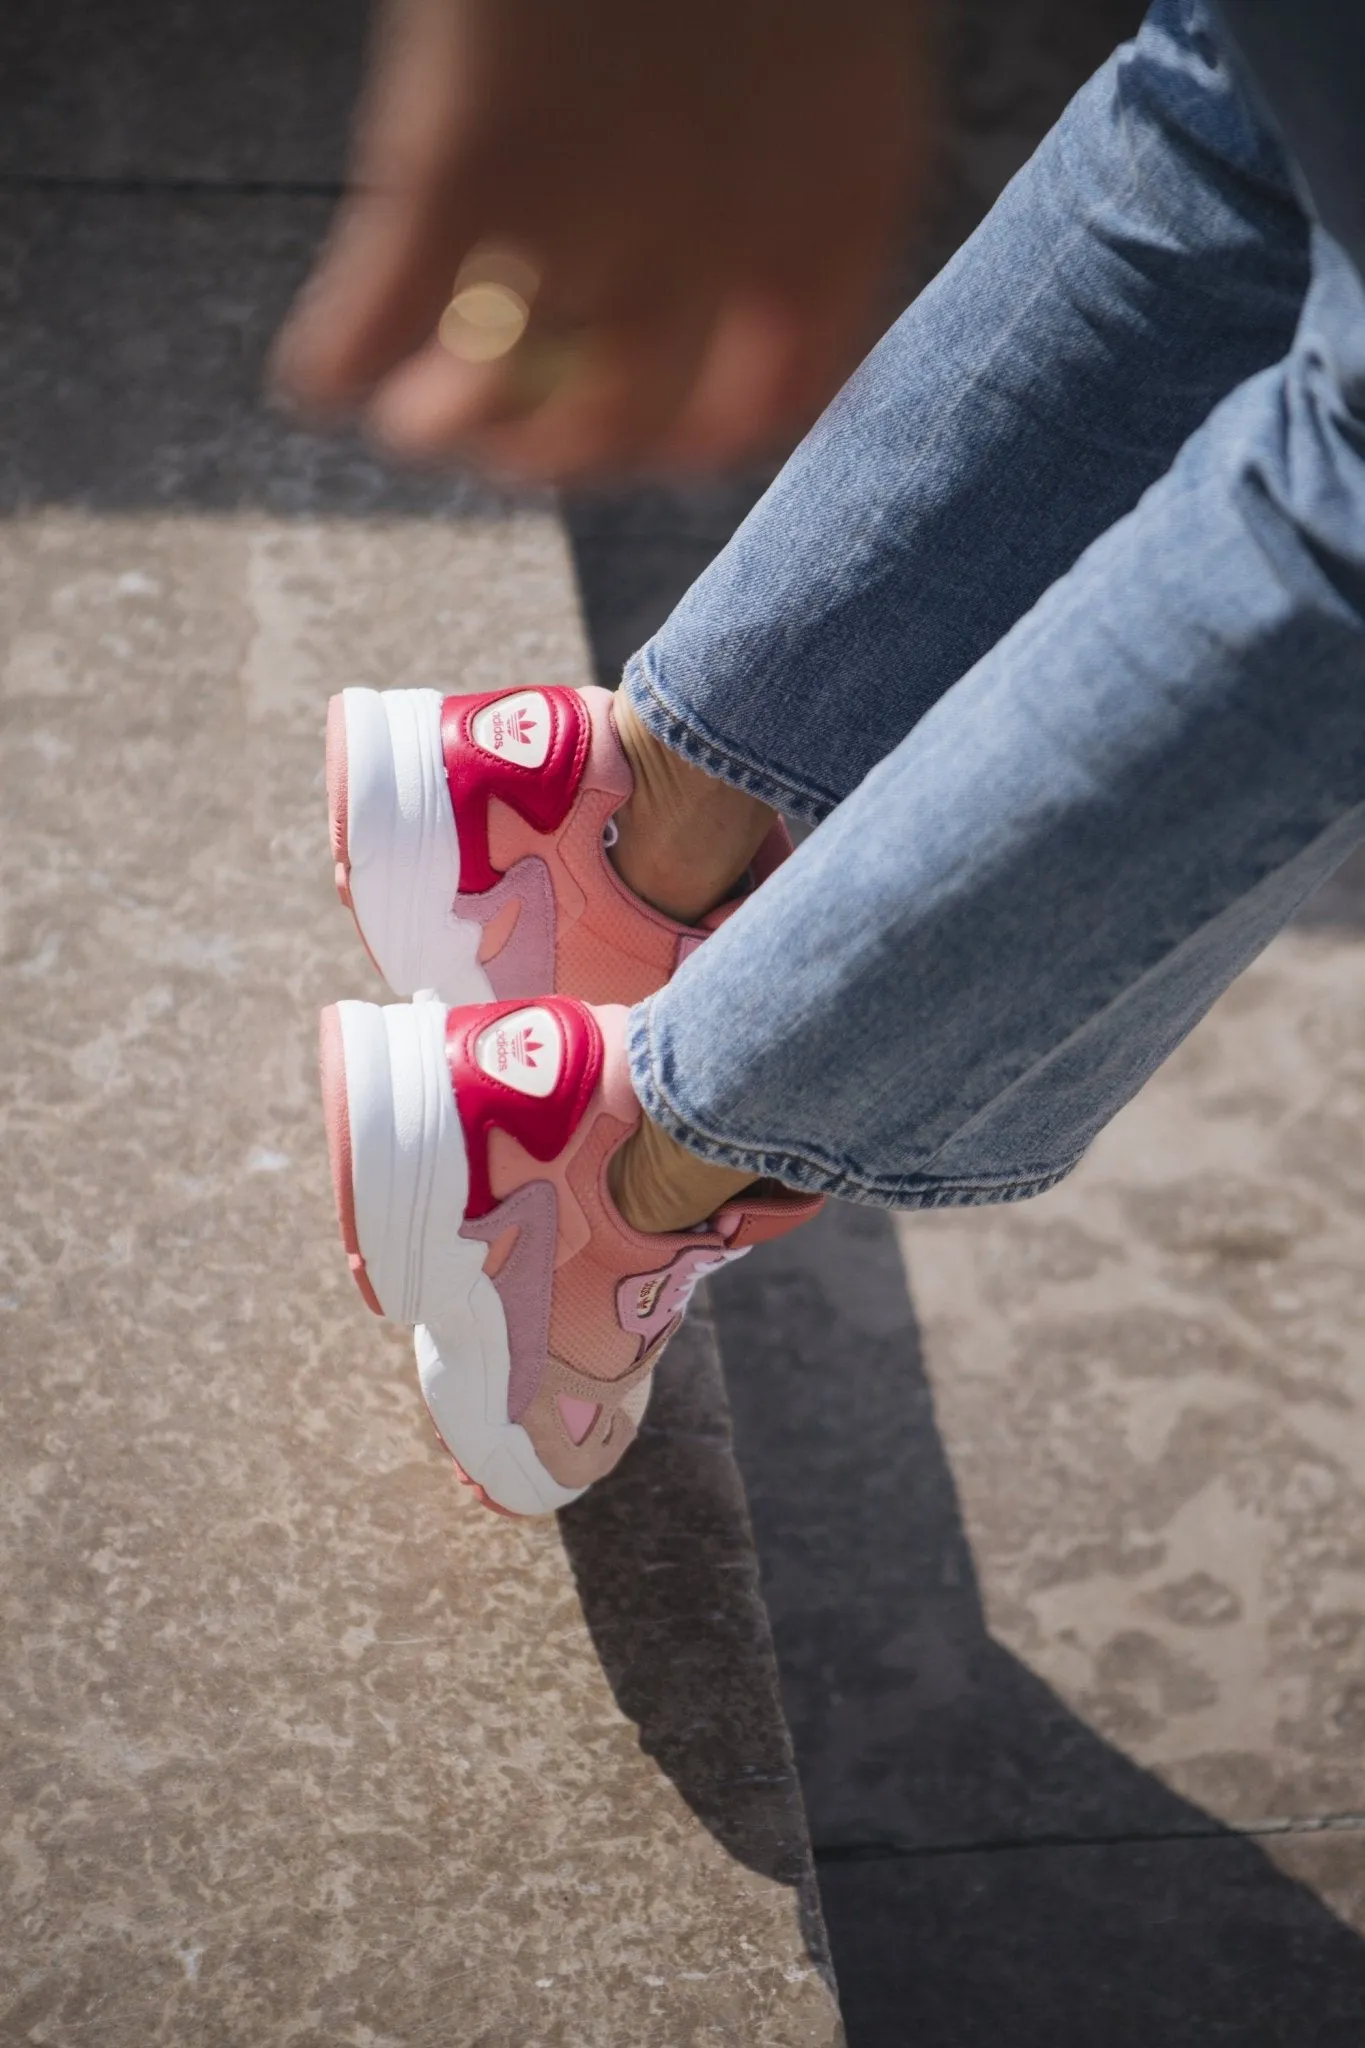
top-left (319, 992), bottom-right (820, 1516)
top-left (327, 684), bottom-right (788, 1007)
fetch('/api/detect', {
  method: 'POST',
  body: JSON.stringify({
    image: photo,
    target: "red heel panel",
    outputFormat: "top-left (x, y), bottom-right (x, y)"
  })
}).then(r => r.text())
top-left (442, 687), bottom-right (590, 893)
top-left (445, 996), bottom-right (603, 1219)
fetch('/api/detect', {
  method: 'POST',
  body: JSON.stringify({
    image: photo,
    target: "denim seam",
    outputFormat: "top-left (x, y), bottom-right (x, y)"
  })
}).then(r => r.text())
top-left (626, 1002), bottom-right (1084, 1211)
top-left (622, 650), bottom-right (840, 822)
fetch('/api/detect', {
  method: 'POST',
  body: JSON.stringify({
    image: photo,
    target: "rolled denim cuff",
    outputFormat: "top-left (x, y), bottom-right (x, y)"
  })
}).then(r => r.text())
top-left (626, 996), bottom-right (1083, 1212)
top-left (621, 647), bottom-right (835, 824)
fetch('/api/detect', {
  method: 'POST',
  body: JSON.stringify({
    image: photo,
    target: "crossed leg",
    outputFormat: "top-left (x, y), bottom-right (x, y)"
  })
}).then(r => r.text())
top-left (606, 0), bottom-right (1365, 1227)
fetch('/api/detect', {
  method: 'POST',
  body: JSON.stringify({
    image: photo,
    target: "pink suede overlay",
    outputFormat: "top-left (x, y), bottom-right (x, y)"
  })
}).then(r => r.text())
top-left (455, 855), bottom-right (556, 1001)
top-left (449, 685), bottom-right (804, 1011)
top-left (459, 1180), bottom-right (557, 1423)
top-left (557, 1394), bottom-right (600, 1444)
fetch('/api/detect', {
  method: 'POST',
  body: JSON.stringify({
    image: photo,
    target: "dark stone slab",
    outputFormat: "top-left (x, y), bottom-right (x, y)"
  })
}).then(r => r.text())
top-left (0, 0), bottom-right (366, 183)
top-left (817, 1829), bottom-right (1365, 2048)
top-left (890, 902), bottom-right (1365, 1832)
top-left (714, 884), bottom-right (1365, 1860)
top-left (0, 187), bottom-right (520, 519)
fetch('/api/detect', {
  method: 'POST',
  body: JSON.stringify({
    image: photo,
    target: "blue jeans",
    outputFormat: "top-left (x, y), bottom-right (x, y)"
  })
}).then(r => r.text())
top-left (620, 0), bottom-right (1365, 1210)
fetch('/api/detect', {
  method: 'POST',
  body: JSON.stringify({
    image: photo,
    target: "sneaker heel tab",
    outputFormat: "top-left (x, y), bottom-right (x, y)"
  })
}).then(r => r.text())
top-left (441, 686), bottom-right (590, 893)
top-left (444, 995), bottom-right (604, 1219)
top-left (717, 1187), bottom-right (824, 1248)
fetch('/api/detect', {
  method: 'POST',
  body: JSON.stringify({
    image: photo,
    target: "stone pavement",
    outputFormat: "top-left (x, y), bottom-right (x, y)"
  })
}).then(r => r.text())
top-left (0, 8), bottom-right (839, 2042)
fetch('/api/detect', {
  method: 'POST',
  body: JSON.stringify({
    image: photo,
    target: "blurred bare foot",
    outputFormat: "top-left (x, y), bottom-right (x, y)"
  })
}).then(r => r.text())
top-left (271, 0), bottom-right (927, 482)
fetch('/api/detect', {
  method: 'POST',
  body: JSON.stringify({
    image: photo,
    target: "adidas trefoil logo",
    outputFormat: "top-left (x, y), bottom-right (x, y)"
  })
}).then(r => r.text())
top-left (470, 690), bottom-right (552, 770)
top-left (473, 1005), bottom-right (563, 1099)
top-left (508, 1025), bottom-right (543, 1068)
top-left (486, 1022), bottom-right (542, 1074)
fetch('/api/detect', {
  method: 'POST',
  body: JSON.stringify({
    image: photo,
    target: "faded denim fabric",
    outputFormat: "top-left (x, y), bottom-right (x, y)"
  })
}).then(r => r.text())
top-left (622, 0), bottom-right (1365, 1208)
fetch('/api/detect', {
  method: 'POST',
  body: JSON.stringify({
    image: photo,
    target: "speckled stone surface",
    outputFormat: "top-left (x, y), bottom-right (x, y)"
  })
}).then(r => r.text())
top-left (895, 881), bottom-right (1365, 1839)
top-left (0, 201), bottom-right (840, 2043)
top-left (715, 873), bottom-right (1365, 2039)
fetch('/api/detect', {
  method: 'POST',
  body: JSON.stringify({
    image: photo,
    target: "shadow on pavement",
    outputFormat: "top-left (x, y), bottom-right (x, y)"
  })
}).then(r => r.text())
top-left (712, 1202), bottom-right (1365, 2048)
top-left (557, 1313), bottom-right (835, 1983)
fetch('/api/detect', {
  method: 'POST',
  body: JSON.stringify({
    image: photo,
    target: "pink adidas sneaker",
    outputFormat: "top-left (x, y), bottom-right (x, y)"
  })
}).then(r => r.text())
top-left (319, 992), bottom-right (819, 1516)
top-left (326, 684), bottom-right (789, 1007)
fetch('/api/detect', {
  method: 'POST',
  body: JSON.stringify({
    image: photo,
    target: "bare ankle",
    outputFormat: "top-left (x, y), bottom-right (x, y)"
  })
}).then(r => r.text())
top-left (610, 1112), bottom-right (760, 1234)
top-left (610, 694), bottom-right (777, 924)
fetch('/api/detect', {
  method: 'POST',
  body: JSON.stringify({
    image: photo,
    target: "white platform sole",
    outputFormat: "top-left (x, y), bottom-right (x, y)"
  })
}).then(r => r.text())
top-left (320, 996), bottom-right (582, 1518)
top-left (328, 688), bottom-right (494, 1007)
